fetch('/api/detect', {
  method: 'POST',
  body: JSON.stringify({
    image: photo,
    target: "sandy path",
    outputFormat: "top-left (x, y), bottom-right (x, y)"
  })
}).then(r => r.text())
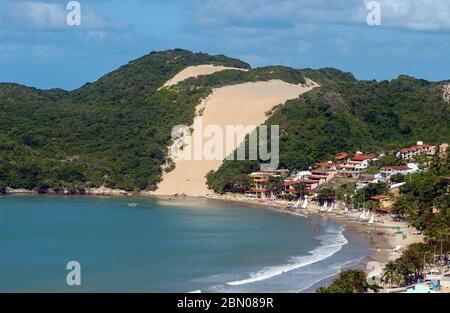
top-left (153, 79), bottom-right (318, 196)
top-left (162, 64), bottom-right (248, 88)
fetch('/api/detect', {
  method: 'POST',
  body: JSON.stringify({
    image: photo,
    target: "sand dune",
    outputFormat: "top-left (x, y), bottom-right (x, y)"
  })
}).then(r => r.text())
top-left (162, 64), bottom-right (248, 88)
top-left (153, 78), bottom-right (318, 196)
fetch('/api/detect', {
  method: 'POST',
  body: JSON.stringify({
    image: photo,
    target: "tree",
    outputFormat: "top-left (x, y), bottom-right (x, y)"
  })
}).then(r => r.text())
top-left (382, 261), bottom-right (402, 287)
top-left (390, 173), bottom-right (405, 184)
top-left (317, 186), bottom-right (336, 201)
top-left (267, 176), bottom-right (284, 197)
top-left (336, 182), bottom-right (356, 205)
top-left (367, 200), bottom-right (380, 212)
top-left (376, 154), bottom-right (405, 167)
top-left (316, 269), bottom-right (378, 293)
top-left (294, 181), bottom-right (307, 200)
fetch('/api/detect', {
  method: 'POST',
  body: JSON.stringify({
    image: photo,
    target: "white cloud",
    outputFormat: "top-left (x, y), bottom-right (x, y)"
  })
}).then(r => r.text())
top-left (0, 0), bottom-right (124, 31)
top-left (367, 0), bottom-right (450, 31)
top-left (185, 0), bottom-right (450, 32)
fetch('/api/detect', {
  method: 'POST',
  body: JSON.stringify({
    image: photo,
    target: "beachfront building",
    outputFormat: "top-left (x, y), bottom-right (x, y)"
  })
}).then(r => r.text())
top-left (313, 161), bottom-right (337, 171)
top-left (380, 164), bottom-right (419, 179)
top-left (249, 172), bottom-right (270, 197)
top-left (292, 170), bottom-right (312, 181)
top-left (333, 153), bottom-right (378, 176)
top-left (309, 169), bottom-right (336, 182)
top-left (396, 141), bottom-right (433, 159)
top-left (249, 170), bottom-right (290, 198)
top-left (370, 195), bottom-right (394, 213)
top-left (350, 153), bottom-right (377, 164)
top-left (248, 167), bottom-right (336, 199)
top-left (356, 174), bottom-right (379, 189)
top-left (335, 152), bottom-right (348, 163)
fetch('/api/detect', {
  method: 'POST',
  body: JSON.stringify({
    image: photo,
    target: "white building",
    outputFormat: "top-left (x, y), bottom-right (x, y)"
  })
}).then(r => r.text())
top-left (396, 141), bottom-right (433, 159)
top-left (380, 163), bottom-right (418, 178)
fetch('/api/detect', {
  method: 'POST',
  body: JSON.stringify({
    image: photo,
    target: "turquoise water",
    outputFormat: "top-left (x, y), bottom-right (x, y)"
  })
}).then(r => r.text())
top-left (0, 196), bottom-right (371, 292)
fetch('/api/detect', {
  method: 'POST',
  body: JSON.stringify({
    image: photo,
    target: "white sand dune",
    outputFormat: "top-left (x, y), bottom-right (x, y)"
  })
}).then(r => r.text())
top-left (162, 64), bottom-right (248, 88)
top-left (153, 78), bottom-right (318, 196)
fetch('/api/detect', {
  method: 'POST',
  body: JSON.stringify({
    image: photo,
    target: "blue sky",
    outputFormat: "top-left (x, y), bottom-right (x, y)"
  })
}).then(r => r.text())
top-left (1, 0), bottom-right (449, 90)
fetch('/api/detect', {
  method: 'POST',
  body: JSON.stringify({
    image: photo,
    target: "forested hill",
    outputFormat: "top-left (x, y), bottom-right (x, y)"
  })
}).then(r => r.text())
top-left (1, 49), bottom-right (449, 193)
top-left (206, 72), bottom-right (450, 193)
top-left (0, 49), bottom-right (308, 192)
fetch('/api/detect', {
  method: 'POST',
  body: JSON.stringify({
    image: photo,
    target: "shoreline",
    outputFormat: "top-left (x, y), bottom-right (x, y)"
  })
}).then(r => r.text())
top-left (203, 193), bottom-right (424, 283)
top-left (2, 190), bottom-right (424, 288)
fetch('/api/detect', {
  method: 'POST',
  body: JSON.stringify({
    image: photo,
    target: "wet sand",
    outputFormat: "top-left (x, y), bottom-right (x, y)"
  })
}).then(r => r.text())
top-left (204, 193), bottom-right (424, 283)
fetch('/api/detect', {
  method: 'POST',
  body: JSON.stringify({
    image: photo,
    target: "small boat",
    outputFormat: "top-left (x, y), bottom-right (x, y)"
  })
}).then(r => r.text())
top-left (328, 202), bottom-right (334, 212)
top-left (359, 210), bottom-right (367, 220)
top-left (320, 201), bottom-right (328, 212)
top-left (128, 203), bottom-right (139, 207)
top-left (301, 196), bottom-right (308, 209)
top-left (301, 200), bottom-right (308, 209)
top-left (386, 286), bottom-right (408, 293)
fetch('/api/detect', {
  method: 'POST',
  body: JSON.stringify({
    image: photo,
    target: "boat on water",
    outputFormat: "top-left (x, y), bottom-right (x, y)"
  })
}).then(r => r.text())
top-left (128, 203), bottom-right (139, 207)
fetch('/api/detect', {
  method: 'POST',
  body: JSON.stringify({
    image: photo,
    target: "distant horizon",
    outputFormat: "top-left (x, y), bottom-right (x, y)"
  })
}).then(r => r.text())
top-left (1, 48), bottom-right (449, 92)
top-left (1, 0), bottom-right (449, 90)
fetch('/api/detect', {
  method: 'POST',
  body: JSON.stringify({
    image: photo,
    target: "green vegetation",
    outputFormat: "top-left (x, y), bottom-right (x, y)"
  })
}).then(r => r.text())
top-left (207, 73), bottom-right (450, 193)
top-left (0, 49), bottom-right (307, 192)
top-left (316, 269), bottom-right (379, 293)
top-left (391, 151), bottom-right (449, 238)
top-left (320, 153), bottom-right (449, 292)
top-left (1, 49), bottom-right (449, 195)
top-left (353, 182), bottom-right (389, 207)
top-left (381, 243), bottom-right (436, 287)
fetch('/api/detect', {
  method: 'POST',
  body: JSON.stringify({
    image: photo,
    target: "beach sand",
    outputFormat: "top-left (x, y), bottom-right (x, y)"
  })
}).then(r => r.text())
top-left (204, 193), bottom-right (424, 287)
top-left (153, 79), bottom-right (318, 196)
top-left (162, 64), bottom-right (248, 88)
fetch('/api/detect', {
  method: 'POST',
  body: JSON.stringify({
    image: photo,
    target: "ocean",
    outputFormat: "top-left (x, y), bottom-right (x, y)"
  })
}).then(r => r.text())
top-left (0, 196), bottom-right (371, 292)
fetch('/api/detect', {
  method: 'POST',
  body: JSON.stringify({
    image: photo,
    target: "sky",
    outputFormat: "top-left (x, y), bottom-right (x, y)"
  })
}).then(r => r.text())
top-left (0, 0), bottom-right (449, 90)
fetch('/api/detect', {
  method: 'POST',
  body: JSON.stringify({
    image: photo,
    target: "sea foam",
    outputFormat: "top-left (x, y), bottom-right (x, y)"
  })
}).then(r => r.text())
top-left (226, 227), bottom-right (348, 286)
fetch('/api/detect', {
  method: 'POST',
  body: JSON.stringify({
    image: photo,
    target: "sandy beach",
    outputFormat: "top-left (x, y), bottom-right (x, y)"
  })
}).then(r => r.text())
top-left (154, 76), bottom-right (318, 196)
top-left (162, 64), bottom-right (248, 88)
top-left (203, 193), bottom-right (424, 284)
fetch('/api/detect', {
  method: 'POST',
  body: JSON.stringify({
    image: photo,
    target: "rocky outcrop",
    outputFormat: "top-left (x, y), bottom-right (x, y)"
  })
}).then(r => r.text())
top-left (1, 186), bottom-right (130, 196)
top-left (443, 83), bottom-right (450, 103)
top-left (6, 188), bottom-right (37, 195)
top-left (85, 186), bottom-right (129, 196)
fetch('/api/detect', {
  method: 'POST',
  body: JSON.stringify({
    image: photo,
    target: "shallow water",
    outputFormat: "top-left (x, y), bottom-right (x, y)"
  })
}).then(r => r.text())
top-left (0, 196), bottom-right (371, 292)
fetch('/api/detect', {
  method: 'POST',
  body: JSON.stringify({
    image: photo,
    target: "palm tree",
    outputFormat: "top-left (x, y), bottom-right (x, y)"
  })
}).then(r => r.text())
top-left (267, 176), bottom-right (283, 198)
top-left (294, 181), bottom-right (307, 200)
top-left (382, 261), bottom-right (402, 288)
